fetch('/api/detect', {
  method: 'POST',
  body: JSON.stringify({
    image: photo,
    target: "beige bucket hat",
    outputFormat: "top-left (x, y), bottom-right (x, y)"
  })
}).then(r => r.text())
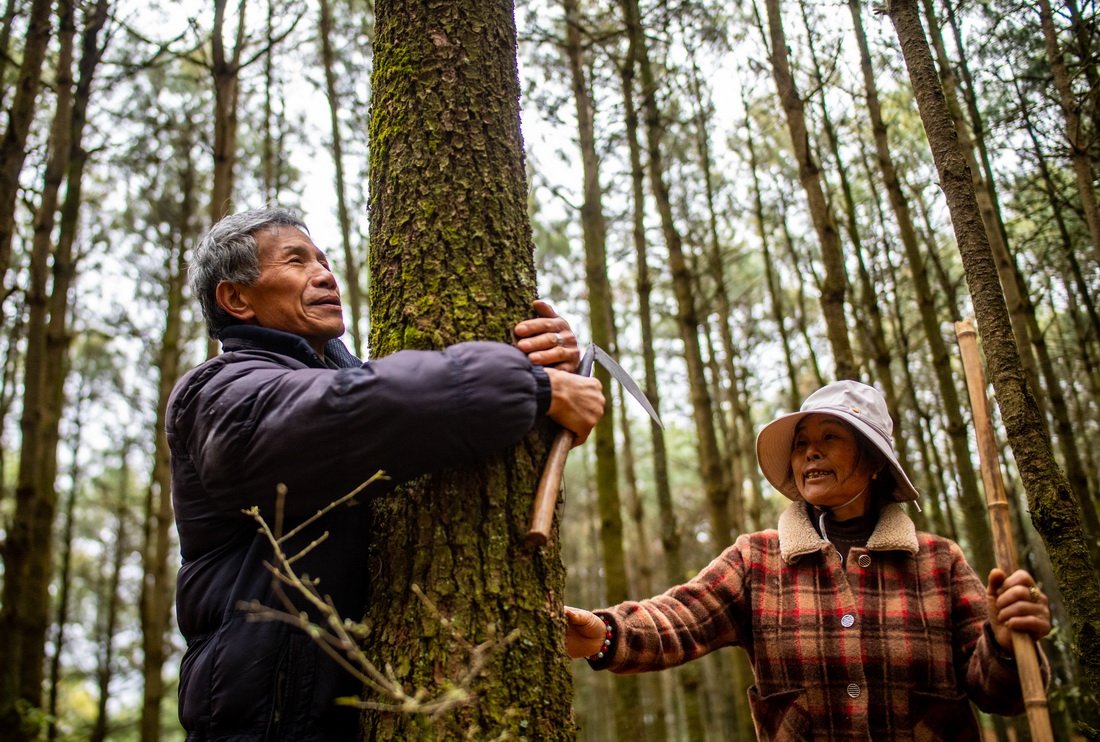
top-left (756, 380), bottom-right (920, 503)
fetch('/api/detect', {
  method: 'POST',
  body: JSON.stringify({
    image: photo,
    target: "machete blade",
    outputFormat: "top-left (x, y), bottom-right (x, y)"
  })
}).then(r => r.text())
top-left (591, 344), bottom-right (663, 429)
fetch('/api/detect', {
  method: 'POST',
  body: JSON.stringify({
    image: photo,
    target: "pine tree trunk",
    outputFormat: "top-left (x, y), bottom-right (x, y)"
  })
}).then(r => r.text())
top-left (761, 0), bottom-right (857, 381)
top-left (0, 0), bottom-right (19, 112)
top-left (140, 120), bottom-right (193, 742)
top-left (1037, 0), bottom-right (1100, 269)
top-left (0, 3), bottom-right (76, 735)
top-left (0, 0), bottom-right (52, 301)
top-left (90, 462), bottom-right (129, 742)
top-left (888, 0), bottom-right (1100, 707)
top-left (562, 2), bottom-right (645, 736)
top-left (851, 0), bottom-right (994, 574)
top-left (619, 0), bottom-right (731, 547)
top-left (319, 0), bottom-right (364, 357)
top-left (363, 1), bottom-right (573, 737)
top-left (210, 0), bottom-right (243, 224)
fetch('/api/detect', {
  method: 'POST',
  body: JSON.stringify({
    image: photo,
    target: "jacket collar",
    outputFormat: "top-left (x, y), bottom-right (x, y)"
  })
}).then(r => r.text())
top-left (778, 500), bottom-right (919, 564)
top-left (218, 325), bottom-right (362, 369)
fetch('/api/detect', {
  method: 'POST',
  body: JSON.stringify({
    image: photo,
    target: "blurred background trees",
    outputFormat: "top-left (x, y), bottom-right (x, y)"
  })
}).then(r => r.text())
top-left (1, 0), bottom-right (1099, 738)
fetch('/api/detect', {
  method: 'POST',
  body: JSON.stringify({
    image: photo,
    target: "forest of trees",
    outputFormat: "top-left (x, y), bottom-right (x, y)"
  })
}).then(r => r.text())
top-left (0, 0), bottom-right (1099, 738)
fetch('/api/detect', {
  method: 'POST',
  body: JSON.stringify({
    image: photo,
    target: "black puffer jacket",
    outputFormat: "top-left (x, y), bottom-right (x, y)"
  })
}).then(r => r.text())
top-left (168, 326), bottom-right (551, 741)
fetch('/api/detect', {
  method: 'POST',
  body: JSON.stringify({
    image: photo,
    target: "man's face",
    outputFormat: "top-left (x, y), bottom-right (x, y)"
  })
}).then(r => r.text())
top-left (225, 225), bottom-right (345, 354)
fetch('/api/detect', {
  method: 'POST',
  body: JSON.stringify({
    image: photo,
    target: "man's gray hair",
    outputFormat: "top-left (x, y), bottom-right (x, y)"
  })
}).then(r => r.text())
top-left (190, 208), bottom-right (309, 338)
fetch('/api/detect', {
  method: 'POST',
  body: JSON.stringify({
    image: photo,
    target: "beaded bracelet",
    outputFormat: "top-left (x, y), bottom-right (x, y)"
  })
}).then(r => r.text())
top-left (587, 619), bottom-right (613, 661)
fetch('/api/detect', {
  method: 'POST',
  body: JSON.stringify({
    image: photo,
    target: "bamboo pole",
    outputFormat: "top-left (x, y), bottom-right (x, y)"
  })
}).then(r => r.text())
top-left (954, 319), bottom-right (1054, 741)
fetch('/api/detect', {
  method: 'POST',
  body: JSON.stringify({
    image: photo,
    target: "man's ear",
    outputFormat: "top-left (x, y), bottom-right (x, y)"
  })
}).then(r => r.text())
top-left (215, 281), bottom-right (256, 322)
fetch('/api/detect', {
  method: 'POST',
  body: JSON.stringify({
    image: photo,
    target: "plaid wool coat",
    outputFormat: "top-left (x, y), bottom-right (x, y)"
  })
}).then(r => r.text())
top-left (591, 502), bottom-right (1046, 741)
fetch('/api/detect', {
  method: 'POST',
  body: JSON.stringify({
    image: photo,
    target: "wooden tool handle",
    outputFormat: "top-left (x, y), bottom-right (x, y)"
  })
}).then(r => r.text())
top-left (525, 428), bottom-right (576, 546)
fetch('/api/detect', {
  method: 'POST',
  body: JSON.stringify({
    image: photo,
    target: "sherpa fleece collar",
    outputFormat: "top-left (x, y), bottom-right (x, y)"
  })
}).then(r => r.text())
top-left (778, 500), bottom-right (919, 564)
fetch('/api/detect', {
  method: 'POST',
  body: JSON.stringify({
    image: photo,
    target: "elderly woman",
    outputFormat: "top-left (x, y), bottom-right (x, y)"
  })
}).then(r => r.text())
top-left (566, 380), bottom-right (1051, 740)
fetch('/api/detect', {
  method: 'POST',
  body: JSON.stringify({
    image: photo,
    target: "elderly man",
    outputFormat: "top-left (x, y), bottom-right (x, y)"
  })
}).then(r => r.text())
top-left (168, 208), bottom-right (603, 740)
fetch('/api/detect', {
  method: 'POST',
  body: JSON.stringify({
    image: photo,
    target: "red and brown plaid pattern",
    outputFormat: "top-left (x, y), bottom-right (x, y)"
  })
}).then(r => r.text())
top-left (591, 503), bottom-right (1043, 741)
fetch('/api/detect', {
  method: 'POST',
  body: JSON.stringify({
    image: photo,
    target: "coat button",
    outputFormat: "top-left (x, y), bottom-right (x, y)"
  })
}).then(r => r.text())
top-left (841, 613), bottom-right (855, 628)
top-left (847, 683), bottom-right (861, 698)
top-left (857, 554), bottom-right (872, 568)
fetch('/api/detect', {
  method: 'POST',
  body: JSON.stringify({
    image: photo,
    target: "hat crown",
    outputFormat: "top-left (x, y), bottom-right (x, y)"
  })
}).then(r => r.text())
top-left (799, 380), bottom-right (893, 444)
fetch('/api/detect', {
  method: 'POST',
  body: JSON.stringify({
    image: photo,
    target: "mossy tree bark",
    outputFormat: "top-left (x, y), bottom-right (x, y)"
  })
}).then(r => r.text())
top-left (363, 1), bottom-right (573, 739)
top-left (888, 0), bottom-right (1100, 710)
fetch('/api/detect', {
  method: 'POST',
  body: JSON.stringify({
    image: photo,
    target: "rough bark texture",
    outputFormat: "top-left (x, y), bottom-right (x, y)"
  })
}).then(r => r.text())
top-left (763, 0), bottom-right (857, 381)
top-left (888, 0), bottom-right (1100, 709)
top-left (364, 1), bottom-right (573, 738)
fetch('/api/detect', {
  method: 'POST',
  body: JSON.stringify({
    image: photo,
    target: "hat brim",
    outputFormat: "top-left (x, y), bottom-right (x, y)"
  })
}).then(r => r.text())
top-left (756, 409), bottom-right (920, 503)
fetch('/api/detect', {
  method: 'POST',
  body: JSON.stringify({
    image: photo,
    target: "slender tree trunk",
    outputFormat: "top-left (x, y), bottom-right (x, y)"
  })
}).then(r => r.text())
top-left (804, 0), bottom-right (908, 468)
top-left (0, 4), bottom-right (76, 735)
top-left (209, 0), bottom-right (245, 224)
top-left (364, 0), bottom-right (573, 737)
top-left (90, 457), bottom-right (130, 742)
top-left (851, 0), bottom-right (993, 573)
top-left (777, 188), bottom-right (827, 389)
top-left (888, 0), bottom-right (1100, 707)
top-left (562, 2), bottom-right (644, 737)
top-left (921, 0), bottom-right (1047, 427)
top-left (0, 0), bottom-right (52, 301)
top-left (617, 9), bottom-right (707, 738)
top-left (1037, 0), bottom-right (1100, 269)
top-left (46, 387), bottom-right (86, 742)
top-left (140, 124), bottom-right (193, 742)
top-left (0, 0), bottom-right (20, 111)
top-left (319, 0), bottom-right (364, 357)
top-left (761, 0), bottom-right (857, 380)
top-left (620, 0), bottom-right (731, 549)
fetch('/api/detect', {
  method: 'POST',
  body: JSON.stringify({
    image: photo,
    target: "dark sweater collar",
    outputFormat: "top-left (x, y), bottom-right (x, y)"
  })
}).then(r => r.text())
top-left (218, 325), bottom-right (363, 369)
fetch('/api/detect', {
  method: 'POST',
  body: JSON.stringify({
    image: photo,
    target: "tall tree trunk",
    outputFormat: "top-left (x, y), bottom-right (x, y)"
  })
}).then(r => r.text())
top-left (0, 0), bottom-right (52, 301)
top-left (364, 0), bottom-right (572, 737)
top-left (921, 0), bottom-right (1046, 415)
top-left (0, 3), bottom-right (76, 735)
top-left (619, 0), bottom-right (731, 547)
top-left (0, 0), bottom-right (20, 111)
top-left (803, 0), bottom-right (909, 470)
top-left (777, 185), bottom-right (827, 389)
top-left (90, 455), bottom-right (130, 742)
top-left (851, 0), bottom-right (993, 574)
top-left (46, 385), bottom-right (86, 742)
top-left (888, 0), bottom-right (1100, 707)
top-left (618, 8), bottom-right (707, 738)
top-left (140, 121), bottom-right (194, 742)
top-left (319, 0), bottom-right (364, 357)
top-left (741, 100), bottom-right (799, 410)
top-left (1037, 0), bottom-right (1100, 270)
top-left (761, 0), bottom-right (857, 380)
top-left (209, 0), bottom-right (245, 224)
top-left (562, 2), bottom-right (644, 737)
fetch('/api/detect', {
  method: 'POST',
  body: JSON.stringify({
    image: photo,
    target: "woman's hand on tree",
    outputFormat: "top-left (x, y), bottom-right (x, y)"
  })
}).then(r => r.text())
top-left (514, 300), bottom-right (580, 372)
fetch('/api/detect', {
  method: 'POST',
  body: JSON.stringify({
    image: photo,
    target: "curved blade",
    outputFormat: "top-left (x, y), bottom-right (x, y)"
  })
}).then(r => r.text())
top-left (592, 344), bottom-right (663, 429)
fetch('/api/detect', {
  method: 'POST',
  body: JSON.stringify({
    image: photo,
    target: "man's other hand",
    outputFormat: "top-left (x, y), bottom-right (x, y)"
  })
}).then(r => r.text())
top-left (545, 368), bottom-right (604, 446)
top-left (514, 300), bottom-right (580, 372)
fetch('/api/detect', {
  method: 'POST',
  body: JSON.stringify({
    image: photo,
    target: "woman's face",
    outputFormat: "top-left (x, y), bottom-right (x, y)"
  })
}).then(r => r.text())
top-left (790, 414), bottom-right (880, 514)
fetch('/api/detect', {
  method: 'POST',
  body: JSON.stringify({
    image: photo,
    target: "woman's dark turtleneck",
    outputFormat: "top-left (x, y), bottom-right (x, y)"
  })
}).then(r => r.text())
top-left (808, 500), bottom-right (880, 566)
